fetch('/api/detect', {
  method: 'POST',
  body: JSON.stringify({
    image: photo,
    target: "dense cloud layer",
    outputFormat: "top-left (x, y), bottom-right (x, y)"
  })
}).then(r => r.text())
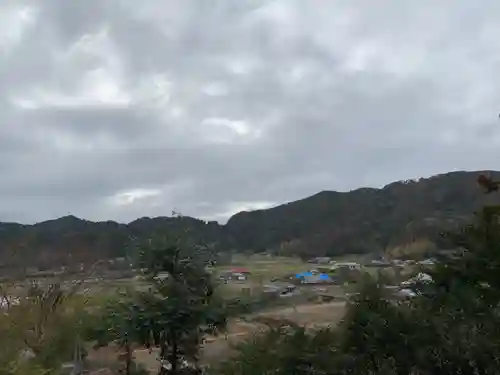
top-left (1, 0), bottom-right (500, 223)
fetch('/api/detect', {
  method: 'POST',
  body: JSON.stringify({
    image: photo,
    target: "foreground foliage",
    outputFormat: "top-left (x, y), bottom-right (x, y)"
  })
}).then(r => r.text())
top-left (0, 280), bottom-right (94, 375)
top-left (90, 236), bottom-right (228, 375)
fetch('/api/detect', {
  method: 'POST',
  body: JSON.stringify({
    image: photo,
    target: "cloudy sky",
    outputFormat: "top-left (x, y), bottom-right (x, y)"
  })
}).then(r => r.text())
top-left (1, 0), bottom-right (500, 224)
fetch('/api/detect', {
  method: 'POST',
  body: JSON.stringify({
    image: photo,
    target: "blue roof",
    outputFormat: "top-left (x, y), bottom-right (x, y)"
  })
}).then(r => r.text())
top-left (319, 273), bottom-right (331, 280)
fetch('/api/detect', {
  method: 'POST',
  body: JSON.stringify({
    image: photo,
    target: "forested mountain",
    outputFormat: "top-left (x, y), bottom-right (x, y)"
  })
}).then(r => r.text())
top-left (0, 170), bottom-right (498, 269)
top-left (227, 170), bottom-right (500, 259)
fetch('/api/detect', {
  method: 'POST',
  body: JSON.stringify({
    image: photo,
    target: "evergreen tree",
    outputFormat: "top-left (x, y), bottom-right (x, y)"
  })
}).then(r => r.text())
top-left (91, 236), bottom-right (227, 375)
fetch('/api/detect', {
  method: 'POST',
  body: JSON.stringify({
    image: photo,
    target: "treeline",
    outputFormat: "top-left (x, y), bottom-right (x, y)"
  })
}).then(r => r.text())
top-left (1, 170), bottom-right (500, 270)
top-left (0, 215), bottom-right (229, 271)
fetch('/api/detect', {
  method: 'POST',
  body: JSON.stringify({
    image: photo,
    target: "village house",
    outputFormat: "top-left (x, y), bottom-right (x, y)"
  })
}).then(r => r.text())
top-left (330, 262), bottom-right (361, 270)
top-left (367, 259), bottom-right (392, 267)
top-left (308, 257), bottom-right (331, 264)
top-left (417, 258), bottom-right (436, 266)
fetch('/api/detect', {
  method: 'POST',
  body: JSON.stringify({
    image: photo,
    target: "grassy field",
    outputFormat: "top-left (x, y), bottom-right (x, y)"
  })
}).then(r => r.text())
top-left (219, 253), bottom-right (382, 278)
top-left (1, 253), bottom-right (387, 301)
top-left (218, 254), bottom-right (308, 277)
top-left (2, 253), bottom-right (414, 302)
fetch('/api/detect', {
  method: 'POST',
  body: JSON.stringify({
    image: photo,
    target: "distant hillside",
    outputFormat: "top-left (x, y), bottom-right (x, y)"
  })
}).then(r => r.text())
top-left (0, 170), bottom-right (498, 269)
top-left (225, 170), bottom-right (500, 259)
top-left (0, 215), bottom-right (229, 271)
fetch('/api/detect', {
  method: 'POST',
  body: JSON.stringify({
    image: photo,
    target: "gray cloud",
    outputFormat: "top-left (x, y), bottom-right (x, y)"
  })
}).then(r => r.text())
top-left (1, 0), bottom-right (500, 223)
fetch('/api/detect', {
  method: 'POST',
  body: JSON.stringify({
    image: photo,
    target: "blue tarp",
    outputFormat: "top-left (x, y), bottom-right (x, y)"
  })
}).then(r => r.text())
top-left (295, 272), bottom-right (313, 278)
top-left (296, 272), bottom-right (331, 280)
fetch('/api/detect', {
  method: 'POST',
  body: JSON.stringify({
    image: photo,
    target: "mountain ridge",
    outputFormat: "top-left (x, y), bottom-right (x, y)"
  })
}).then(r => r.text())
top-left (0, 170), bottom-right (475, 227)
top-left (0, 169), bottom-right (498, 269)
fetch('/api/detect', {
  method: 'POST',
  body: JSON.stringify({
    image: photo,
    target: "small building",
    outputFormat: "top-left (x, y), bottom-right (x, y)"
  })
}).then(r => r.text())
top-left (400, 272), bottom-right (433, 287)
top-left (154, 272), bottom-right (169, 281)
top-left (218, 272), bottom-right (231, 281)
top-left (418, 259), bottom-right (436, 266)
top-left (231, 272), bottom-right (248, 281)
top-left (219, 268), bottom-right (250, 281)
top-left (308, 257), bottom-right (331, 264)
top-left (301, 275), bottom-right (322, 284)
top-left (367, 260), bottom-right (392, 268)
top-left (230, 267), bottom-right (251, 275)
top-left (391, 259), bottom-right (406, 267)
top-left (331, 262), bottom-right (361, 270)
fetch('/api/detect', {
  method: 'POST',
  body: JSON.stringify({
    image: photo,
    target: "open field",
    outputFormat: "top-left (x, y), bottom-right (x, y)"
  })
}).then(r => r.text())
top-left (218, 254), bottom-right (309, 278)
top-left (247, 300), bottom-right (346, 328)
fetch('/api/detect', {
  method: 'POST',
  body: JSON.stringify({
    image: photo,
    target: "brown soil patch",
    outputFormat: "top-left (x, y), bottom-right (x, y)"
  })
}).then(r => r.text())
top-left (86, 344), bottom-right (120, 368)
top-left (255, 301), bottom-right (346, 326)
top-left (132, 348), bottom-right (161, 373)
top-left (200, 301), bottom-right (346, 365)
top-left (115, 301), bottom-right (347, 373)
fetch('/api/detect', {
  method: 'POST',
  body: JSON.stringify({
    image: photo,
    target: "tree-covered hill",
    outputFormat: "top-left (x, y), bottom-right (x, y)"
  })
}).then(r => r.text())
top-left (226, 170), bottom-right (500, 258)
top-left (0, 170), bottom-right (498, 269)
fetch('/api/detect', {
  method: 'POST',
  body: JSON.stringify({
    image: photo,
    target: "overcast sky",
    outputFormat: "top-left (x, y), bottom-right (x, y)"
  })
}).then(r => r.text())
top-left (1, 0), bottom-right (500, 224)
